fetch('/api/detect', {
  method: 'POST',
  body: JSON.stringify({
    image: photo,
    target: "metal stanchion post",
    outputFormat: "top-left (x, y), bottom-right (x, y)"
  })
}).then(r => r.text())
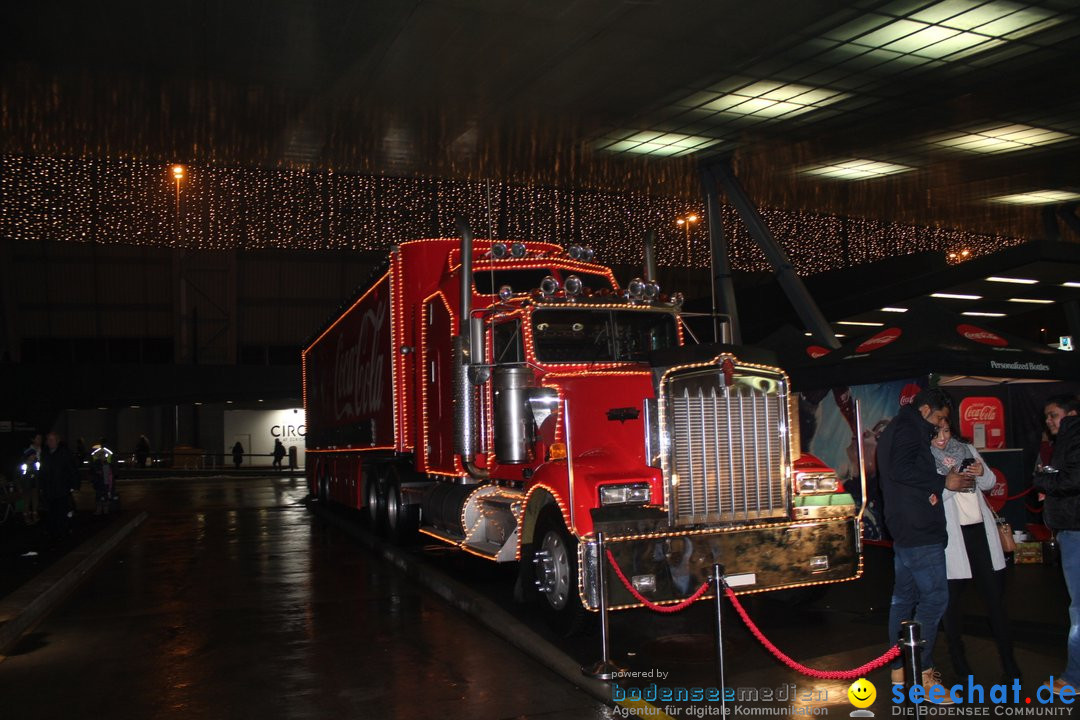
top-left (900, 620), bottom-right (923, 695)
top-left (712, 563), bottom-right (727, 718)
top-left (583, 532), bottom-right (624, 680)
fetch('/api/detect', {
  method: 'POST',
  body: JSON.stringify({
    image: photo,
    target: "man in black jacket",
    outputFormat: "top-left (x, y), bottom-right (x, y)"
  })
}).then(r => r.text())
top-left (1035, 394), bottom-right (1080, 695)
top-left (39, 431), bottom-right (78, 539)
top-left (880, 388), bottom-right (971, 697)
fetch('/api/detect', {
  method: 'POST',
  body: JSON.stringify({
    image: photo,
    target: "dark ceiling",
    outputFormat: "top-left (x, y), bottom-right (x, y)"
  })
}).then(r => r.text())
top-left (4, 0), bottom-right (1080, 240)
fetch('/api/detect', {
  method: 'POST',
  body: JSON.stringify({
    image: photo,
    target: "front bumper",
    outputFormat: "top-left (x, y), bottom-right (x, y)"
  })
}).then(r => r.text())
top-left (581, 514), bottom-right (861, 611)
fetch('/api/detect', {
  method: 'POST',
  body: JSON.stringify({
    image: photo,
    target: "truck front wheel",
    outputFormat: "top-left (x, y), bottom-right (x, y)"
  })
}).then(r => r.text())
top-left (530, 509), bottom-right (587, 636)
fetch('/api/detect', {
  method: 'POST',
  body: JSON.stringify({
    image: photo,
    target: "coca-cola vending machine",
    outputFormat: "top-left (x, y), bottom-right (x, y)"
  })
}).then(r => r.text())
top-left (958, 396), bottom-right (1006, 450)
top-left (957, 394), bottom-right (1027, 531)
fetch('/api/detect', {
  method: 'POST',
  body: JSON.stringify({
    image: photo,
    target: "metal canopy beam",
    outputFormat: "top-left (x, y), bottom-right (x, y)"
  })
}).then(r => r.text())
top-left (701, 167), bottom-right (741, 345)
top-left (706, 160), bottom-right (840, 350)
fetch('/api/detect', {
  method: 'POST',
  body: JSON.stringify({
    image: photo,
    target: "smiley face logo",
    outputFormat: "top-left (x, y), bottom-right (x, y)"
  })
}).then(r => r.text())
top-left (848, 677), bottom-right (876, 708)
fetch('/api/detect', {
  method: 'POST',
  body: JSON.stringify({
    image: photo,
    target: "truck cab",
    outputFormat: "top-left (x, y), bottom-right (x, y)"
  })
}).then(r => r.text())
top-left (304, 234), bottom-right (861, 633)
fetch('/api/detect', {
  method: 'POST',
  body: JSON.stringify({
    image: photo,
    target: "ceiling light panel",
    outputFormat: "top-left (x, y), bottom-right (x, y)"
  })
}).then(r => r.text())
top-left (986, 276), bottom-right (1038, 284)
top-left (803, 158), bottom-right (913, 179)
top-left (595, 131), bottom-right (722, 157)
top-left (1007, 298), bottom-right (1054, 304)
top-left (932, 124), bottom-right (1073, 153)
top-left (992, 190), bottom-right (1080, 204)
top-left (678, 79), bottom-right (849, 123)
top-left (822, 0), bottom-right (1067, 65)
top-left (932, 292), bottom-right (982, 299)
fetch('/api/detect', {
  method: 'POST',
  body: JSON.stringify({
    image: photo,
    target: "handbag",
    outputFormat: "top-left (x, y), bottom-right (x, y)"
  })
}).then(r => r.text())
top-left (995, 514), bottom-right (1016, 553)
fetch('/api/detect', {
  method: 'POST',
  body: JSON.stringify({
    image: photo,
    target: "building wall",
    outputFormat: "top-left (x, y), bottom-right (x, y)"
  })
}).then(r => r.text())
top-left (2, 239), bottom-right (382, 365)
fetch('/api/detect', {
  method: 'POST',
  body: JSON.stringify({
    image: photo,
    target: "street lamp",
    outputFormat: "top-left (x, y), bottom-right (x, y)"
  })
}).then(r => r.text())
top-left (676, 214), bottom-right (699, 264)
top-left (171, 164), bottom-right (185, 218)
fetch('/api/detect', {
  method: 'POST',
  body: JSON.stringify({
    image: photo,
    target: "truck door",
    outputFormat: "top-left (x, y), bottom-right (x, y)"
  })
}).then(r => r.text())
top-left (422, 297), bottom-right (457, 474)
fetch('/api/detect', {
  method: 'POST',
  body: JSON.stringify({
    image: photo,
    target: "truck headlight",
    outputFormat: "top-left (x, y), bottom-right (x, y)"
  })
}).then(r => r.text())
top-left (599, 483), bottom-right (651, 506)
top-left (796, 472), bottom-right (840, 495)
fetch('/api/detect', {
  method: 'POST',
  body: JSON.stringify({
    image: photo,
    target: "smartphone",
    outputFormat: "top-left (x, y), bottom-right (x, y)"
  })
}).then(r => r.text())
top-left (958, 458), bottom-right (975, 472)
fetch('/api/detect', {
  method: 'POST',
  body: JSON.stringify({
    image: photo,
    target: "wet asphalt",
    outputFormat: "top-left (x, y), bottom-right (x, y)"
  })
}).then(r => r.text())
top-left (1, 474), bottom-right (1076, 716)
top-left (0, 475), bottom-right (609, 720)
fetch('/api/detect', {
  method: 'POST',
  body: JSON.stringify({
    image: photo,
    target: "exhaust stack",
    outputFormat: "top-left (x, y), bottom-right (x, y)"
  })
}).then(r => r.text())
top-left (453, 217), bottom-right (488, 479)
top-left (643, 229), bottom-right (658, 283)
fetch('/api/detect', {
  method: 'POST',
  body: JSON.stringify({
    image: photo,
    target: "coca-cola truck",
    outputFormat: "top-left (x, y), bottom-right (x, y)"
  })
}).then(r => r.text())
top-left (303, 226), bottom-right (861, 631)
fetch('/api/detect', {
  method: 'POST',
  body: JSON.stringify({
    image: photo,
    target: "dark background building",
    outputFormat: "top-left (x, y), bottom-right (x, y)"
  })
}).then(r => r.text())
top-left (3, 0), bottom-right (1080, 453)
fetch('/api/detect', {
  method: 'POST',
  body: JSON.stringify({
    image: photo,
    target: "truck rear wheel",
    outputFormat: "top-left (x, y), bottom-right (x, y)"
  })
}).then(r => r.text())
top-left (316, 465), bottom-right (329, 503)
top-left (364, 467), bottom-right (385, 532)
top-left (530, 509), bottom-right (588, 637)
top-left (384, 465), bottom-right (419, 543)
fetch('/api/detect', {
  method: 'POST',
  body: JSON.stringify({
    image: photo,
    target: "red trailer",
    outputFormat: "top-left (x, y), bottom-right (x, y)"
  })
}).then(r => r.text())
top-left (304, 229), bottom-right (861, 631)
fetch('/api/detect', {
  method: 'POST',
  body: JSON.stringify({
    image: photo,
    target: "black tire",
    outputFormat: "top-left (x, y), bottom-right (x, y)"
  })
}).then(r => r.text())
top-left (529, 508), bottom-right (588, 637)
top-left (384, 466), bottom-right (419, 543)
top-left (364, 466), bottom-right (385, 533)
top-left (317, 467), bottom-right (329, 504)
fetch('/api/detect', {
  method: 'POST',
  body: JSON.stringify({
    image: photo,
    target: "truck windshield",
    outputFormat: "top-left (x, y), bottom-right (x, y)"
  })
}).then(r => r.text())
top-left (474, 269), bottom-right (616, 295)
top-left (531, 309), bottom-right (678, 363)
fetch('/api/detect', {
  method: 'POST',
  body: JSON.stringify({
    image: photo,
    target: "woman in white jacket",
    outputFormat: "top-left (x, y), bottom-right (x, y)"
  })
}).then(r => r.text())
top-left (932, 419), bottom-right (1022, 682)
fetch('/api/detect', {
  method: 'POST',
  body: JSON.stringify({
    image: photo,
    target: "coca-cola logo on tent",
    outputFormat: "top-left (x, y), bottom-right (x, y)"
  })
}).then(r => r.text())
top-left (988, 468), bottom-right (1008, 512)
top-left (856, 327), bottom-right (902, 354)
top-left (899, 383), bottom-right (922, 406)
top-left (962, 401), bottom-right (1000, 423)
top-left (957, 323), bottom-right (1008, 347)
top-left (958, 396), bottom-right (1006, 449)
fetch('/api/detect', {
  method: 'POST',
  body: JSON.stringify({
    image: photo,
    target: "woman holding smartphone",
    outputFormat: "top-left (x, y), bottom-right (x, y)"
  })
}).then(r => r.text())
top-left (931, 419), bottom-right (1022, 683)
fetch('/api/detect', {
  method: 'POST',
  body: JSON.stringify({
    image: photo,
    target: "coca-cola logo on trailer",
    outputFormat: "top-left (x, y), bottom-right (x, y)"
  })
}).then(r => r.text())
top-left (856, 327), bottom-right (902, 354)
top-left (957, 323), bottom-right (1008, 347)
top-left (333, 301), bottom-right (388, 420)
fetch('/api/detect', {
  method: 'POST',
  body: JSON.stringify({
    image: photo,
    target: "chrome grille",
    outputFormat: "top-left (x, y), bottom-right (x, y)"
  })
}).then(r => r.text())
top-left (664, 365), bottom-right (789, 526)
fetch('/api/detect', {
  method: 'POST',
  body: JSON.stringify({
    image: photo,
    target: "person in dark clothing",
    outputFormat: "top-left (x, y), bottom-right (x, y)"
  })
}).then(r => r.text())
top-left (135, 434), bottom-right (151, 468)
top-left (19, 446), bottom-right (41, 525)
top-left (89, 441), bottom-right (115, 515)
top-left (879, 387), bottom-right (971, 698)
top-left (1034, 394), bottom-right (1080, 696)
top-left (232, 441), bottom-right (244, 469)
top-left (39, 432), bottom-right (78, 539)
top-left (272, 439), bottom-right (286, 470)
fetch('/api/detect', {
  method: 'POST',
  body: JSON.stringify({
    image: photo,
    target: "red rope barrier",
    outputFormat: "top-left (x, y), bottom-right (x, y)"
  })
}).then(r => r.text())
top-left (724, 587), bottom-right (900, 680)
top-left (603, 548), bottom-right (899, 678)
top-left (605, 548), bottom-right (709, 613)
top-left (1004, 486), bottom-right (1034, 502)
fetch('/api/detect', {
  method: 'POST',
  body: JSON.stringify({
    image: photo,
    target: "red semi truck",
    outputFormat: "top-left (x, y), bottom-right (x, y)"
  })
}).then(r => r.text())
top-left (303, 227), bottom-right (861, 631)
